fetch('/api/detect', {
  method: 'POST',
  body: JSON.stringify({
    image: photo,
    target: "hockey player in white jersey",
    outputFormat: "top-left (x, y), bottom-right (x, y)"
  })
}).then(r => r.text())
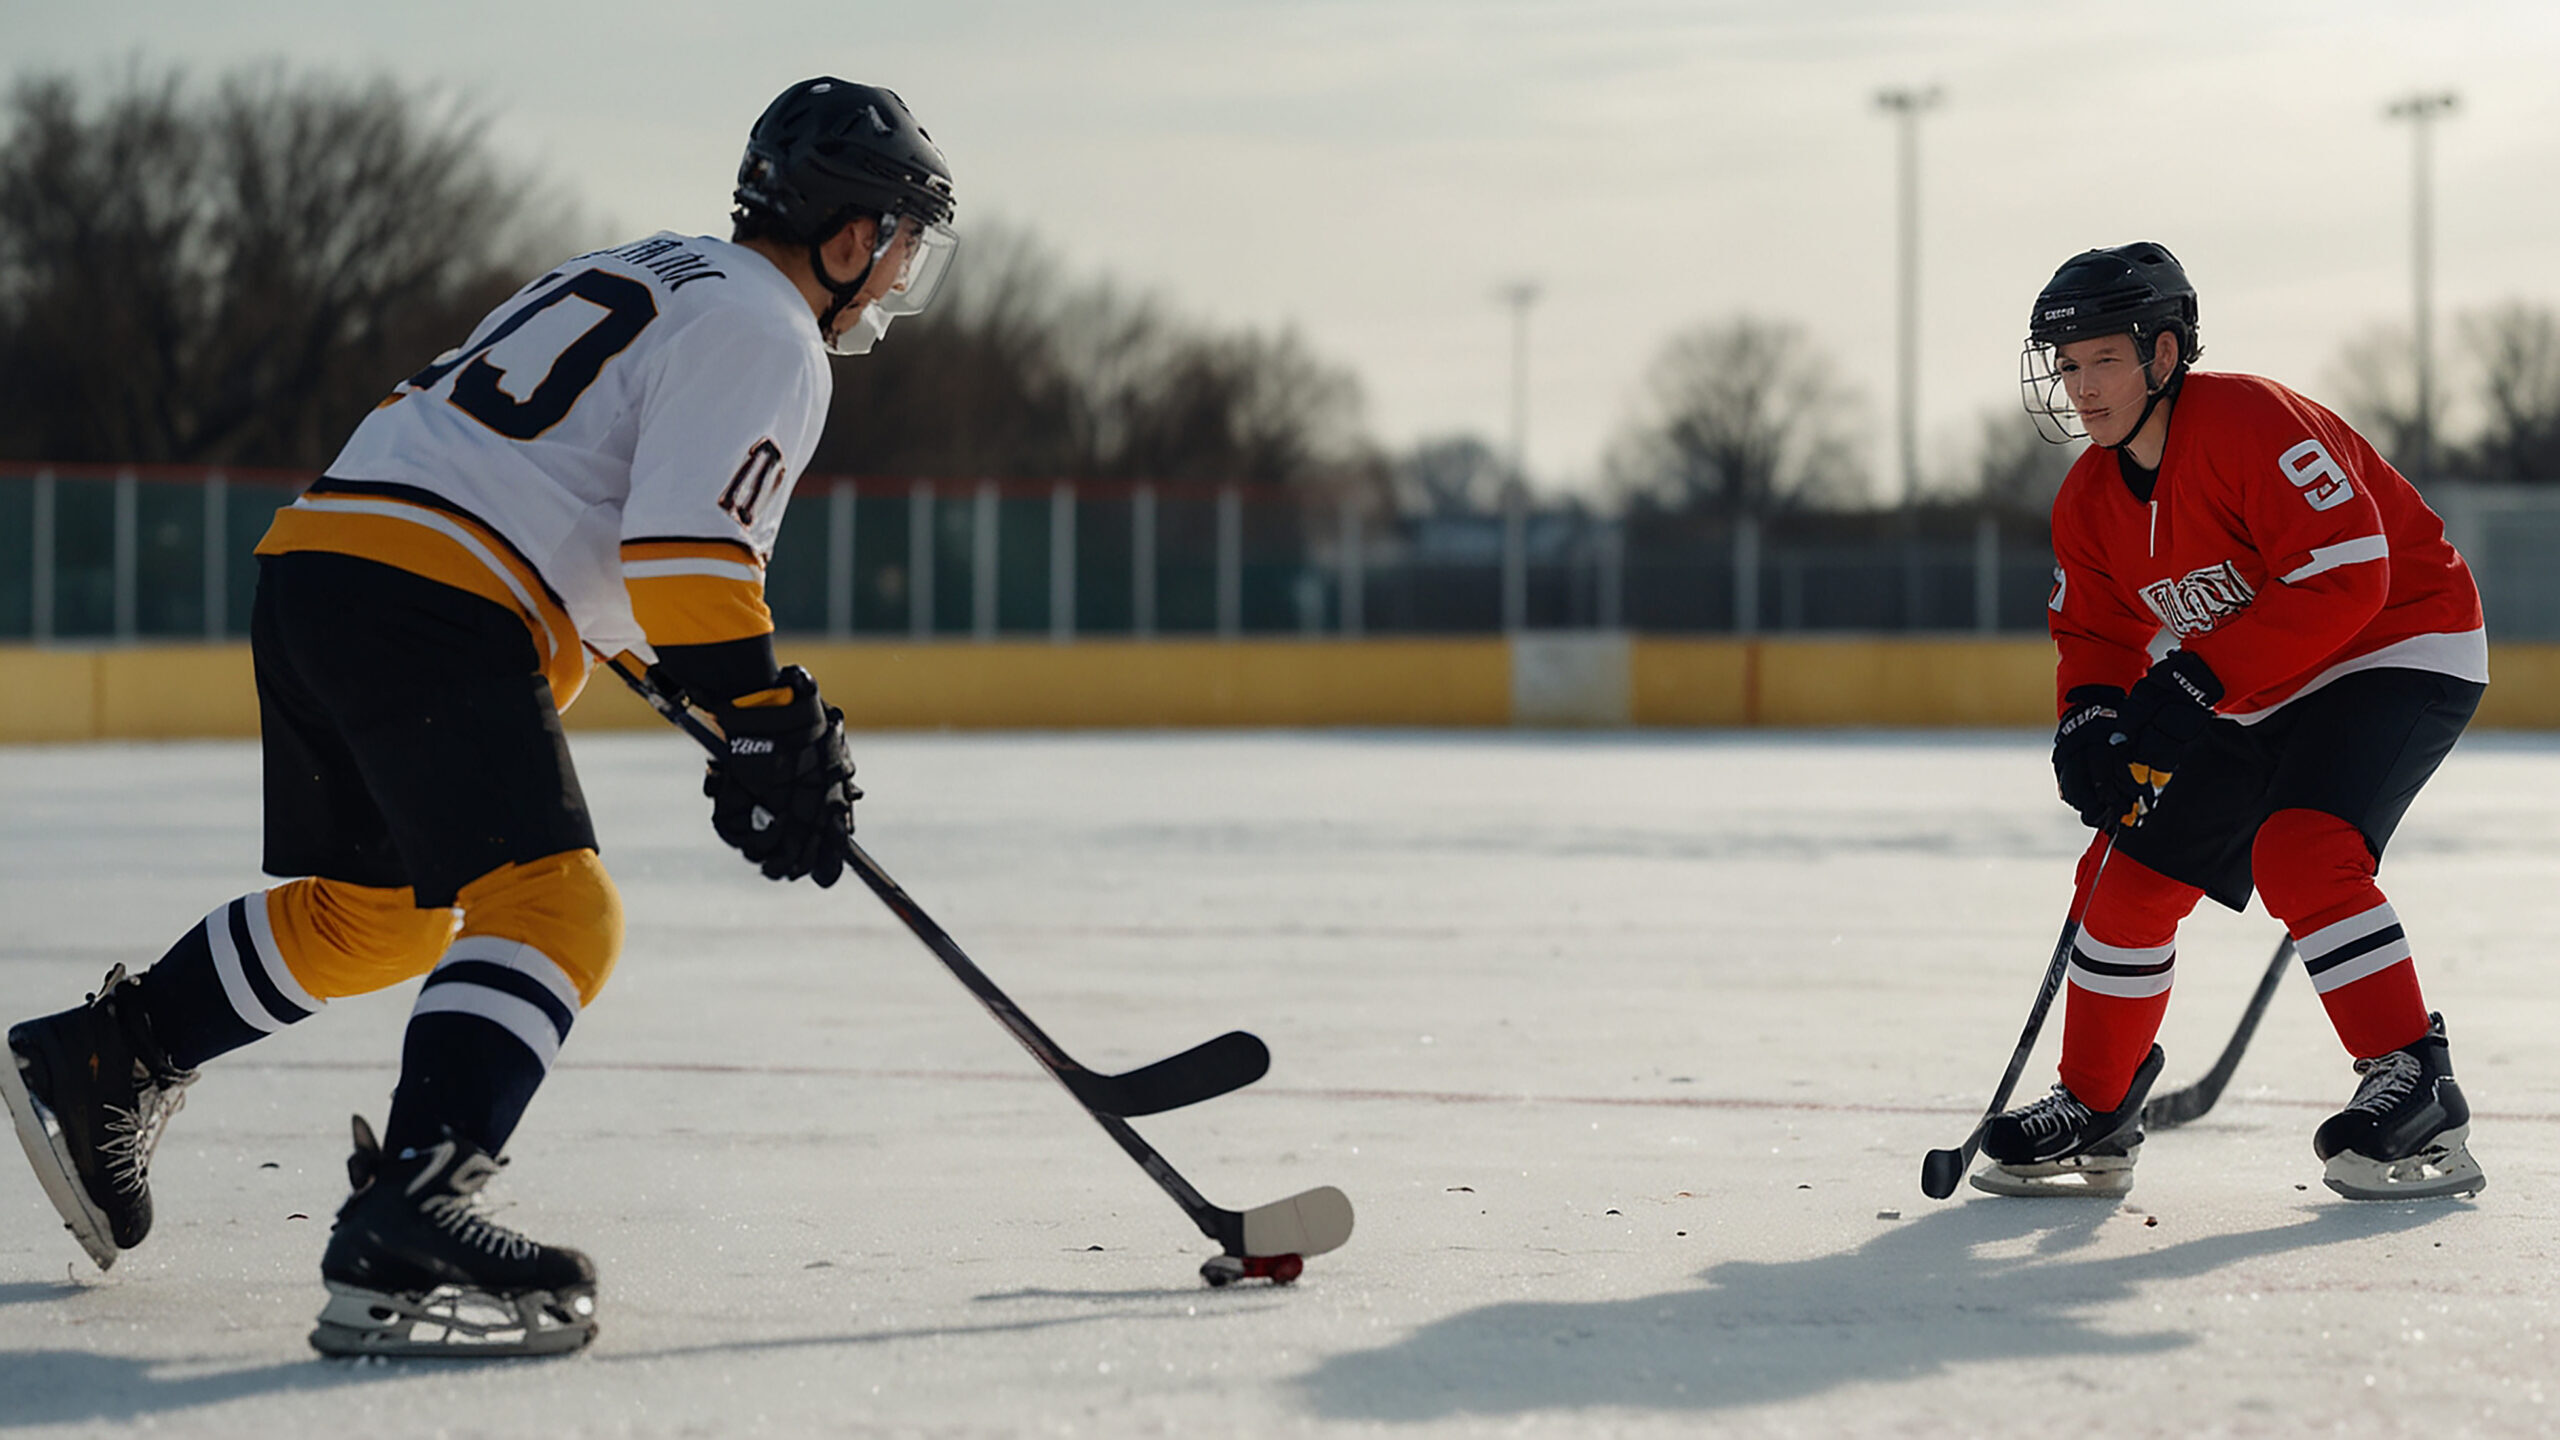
top-left (0, 77), bottom-right (954, 1357)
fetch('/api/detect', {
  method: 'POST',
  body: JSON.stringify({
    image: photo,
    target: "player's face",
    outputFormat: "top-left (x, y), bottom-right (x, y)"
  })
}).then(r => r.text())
top-left (2052, 333), bottom-right (2162, 449)
top-left (848, 218), bottom-right (923, 314)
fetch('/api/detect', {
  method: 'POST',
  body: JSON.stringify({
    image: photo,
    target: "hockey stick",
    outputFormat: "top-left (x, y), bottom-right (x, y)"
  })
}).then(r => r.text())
top-left (596, 650), bottom-right (1265, 1117)
top-left (1919, 836), bottom-right (2118, 1200)
top-left (600, 652), bottom-right (1351, 1276)
top-left (2141, 934), bottom-right (2293, 1130)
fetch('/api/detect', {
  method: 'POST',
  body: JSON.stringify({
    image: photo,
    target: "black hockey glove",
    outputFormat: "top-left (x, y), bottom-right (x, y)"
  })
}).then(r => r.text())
top-left (2052, 685), bottom-right (2135, 830)
top-left (2109, 650), bottom-right (2224, 828)
top-left (703, 666), bottom-right (860, 887)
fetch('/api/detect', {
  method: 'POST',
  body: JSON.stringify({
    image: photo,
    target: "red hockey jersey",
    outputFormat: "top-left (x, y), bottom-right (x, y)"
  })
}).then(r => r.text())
top-left (2048, 371), bottom-right (2485, 722)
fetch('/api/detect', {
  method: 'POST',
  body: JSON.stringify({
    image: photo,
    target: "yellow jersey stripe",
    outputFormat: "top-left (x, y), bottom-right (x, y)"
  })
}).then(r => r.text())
top-left (621, 537), bottom-right (762, 567)
top-left (255, 498), bottom-right (588, 705)
top-left (627, 570), bottom-right (774, 647)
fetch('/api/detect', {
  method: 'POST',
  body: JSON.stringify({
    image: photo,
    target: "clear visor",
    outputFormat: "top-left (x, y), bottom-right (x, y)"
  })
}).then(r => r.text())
top-left (2018, 340), bottom-right (2087, 444)
top-left (869, 215), bottom-right (958, 320)
top-left (824, 216), bottom-right (959, 357)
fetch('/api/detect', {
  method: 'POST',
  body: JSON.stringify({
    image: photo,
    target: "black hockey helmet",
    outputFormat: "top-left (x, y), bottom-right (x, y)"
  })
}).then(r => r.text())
top-left (2020, 242), bottom-right (2200, 444)
top-left (734, 78), bottom-right (958, 354)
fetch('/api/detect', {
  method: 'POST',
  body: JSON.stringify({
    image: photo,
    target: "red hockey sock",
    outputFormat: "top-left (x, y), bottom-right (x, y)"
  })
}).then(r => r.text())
top-left (2057, 842), bottom-right (2202, 1111)
top-left (2254, 808), bottom-right (2430, 1058)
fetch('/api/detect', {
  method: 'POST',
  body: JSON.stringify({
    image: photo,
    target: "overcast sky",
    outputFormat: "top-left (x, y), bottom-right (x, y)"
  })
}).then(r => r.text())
top-left (10, 0), bottom-right (2559, 494)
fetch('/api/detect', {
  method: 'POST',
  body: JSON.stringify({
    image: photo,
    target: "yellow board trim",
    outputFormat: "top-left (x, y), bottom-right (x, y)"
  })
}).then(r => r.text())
top-left (8, 637), bottom-right (2560, 742)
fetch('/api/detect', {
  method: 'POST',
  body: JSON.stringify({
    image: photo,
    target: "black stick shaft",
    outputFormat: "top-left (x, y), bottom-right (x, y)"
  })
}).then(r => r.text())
top-left (598, 651), bottom-right (1239, 1241)
top-left (2143, 934), bottom-right (2293, 1130)
top-left (1922, 836), bottom-right (2118, 1197)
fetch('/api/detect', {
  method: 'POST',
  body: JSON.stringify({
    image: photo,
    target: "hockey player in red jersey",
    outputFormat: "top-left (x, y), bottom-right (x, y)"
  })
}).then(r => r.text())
top-left (0, 79), bottom-right (956, 1355)
top-left (1974, 242), bottom-right (2488, 1201)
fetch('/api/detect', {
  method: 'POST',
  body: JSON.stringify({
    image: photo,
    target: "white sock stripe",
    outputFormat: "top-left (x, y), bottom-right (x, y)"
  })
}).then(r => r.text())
top-left (436, 935), bottom-right (585, 1015)
top-left (203, 902), bottom-right (288, 1035)
top-left (410, 985), bottom-right (564, 1070)
top-left (623, 557), bottom-right (765, 584)
top-left (2306, 940), bottom-right (2414, 994)
top-left (2071, 933), bottom-right (2176, 969)
top-left (244, 891), bottom-right (325, 1015)
top-left (2066, 959), bottom-right (2176, 1000)
top-left (2295, 903), bottom-right (2401, 961)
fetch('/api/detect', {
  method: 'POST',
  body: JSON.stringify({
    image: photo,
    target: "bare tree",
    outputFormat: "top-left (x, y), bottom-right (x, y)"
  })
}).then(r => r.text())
top-left (1389, 435), bottom-right (1508, 517)
top-left (2454, 301), bottom-right (2560, 485)
top-left (818, 221), bottom-right (1370, 491)
top-left (1604, 316), bottom-right (1869, 517)
top-left (2323, 321), bottom-right (2429, 478)
top-left (813, 225), bottom-right (1087, 478)
top-left (1970, 407), bottom-right (2076, 516)
top-left (0, 63), bottom-right (570, 467)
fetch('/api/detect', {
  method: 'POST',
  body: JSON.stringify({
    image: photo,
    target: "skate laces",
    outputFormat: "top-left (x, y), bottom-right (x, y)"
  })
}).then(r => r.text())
top-left (2011, 1085), bottom-right (2097, 1141)
top-left (416, 1154), bottom-right (538, 1263)
top-left (2343, 1049), bottom-right (2423, 1117)
top-left (86, 963), bottom-right (199, 1197)
top-left (99, 1066), bottom-right (196, 1196)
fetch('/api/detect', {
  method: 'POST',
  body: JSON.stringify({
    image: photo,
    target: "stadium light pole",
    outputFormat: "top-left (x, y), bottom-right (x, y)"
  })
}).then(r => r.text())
top-left (1495, 280), bottom-right (1540, 632)
top-left (2386, 91), bottom-right (2458, 486)
top-left (1874, 86), bottom-right (1942, 511)
top-left (1496, 280), bottom-right (1541, 490)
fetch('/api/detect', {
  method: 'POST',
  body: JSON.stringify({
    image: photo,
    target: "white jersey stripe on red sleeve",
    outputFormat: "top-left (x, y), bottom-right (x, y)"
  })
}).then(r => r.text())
top-left (2279, 534), bottom-right (2389, 585)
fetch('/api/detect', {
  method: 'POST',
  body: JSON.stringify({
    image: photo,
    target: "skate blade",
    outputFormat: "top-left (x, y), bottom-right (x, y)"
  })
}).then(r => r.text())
top-left (1969, 1152), bottom-right (2137, 1199)
top-left (310, 1281), bottom-right (597, 1358)
top-left (0, 1047), bottom-right (120, 1272)
top-left (1239, 1186), bottom-right (1354, 1260)
top-left (2322, 1134), bottom-right (2487, 1202)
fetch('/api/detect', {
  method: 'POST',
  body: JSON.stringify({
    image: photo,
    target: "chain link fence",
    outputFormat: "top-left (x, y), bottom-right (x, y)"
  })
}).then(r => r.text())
top-left (13, 464), bottom-right (2540, 645)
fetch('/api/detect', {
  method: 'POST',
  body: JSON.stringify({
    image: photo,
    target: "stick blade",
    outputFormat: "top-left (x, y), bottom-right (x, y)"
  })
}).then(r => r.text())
top-left (1072, 1031), bottom-right (1271, 1117)
top-left (2142, 1082), bottom-right (2216, 1131)
top-left (1920, 1147), bottom-right (1966, 1200)
top-left (1238, 1185), bottom-right (1355, 1259)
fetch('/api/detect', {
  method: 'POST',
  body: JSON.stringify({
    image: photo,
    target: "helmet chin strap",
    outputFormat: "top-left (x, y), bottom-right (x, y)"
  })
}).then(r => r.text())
top-left (810, 239), bottom-right (879, 346)
top-left (2103, 340), bottom-right (2184, 452)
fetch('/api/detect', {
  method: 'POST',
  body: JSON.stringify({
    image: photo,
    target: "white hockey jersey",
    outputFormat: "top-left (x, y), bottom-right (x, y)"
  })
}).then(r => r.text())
top-left (258, 233), bottom-right (830, 704)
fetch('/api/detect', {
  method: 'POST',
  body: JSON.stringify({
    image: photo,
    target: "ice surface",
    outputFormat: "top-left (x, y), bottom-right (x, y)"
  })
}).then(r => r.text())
top-left (3, 728), bottom-right (2556, 1437)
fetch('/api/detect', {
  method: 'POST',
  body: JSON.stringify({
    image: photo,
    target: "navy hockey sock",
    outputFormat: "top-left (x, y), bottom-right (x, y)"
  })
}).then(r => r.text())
top-left (381, 1013), bottom-right (549, 1157)
top-left (131, 894), bottom-right (323, 1070)
top-left (380, 948), bottom-right (579, 1156)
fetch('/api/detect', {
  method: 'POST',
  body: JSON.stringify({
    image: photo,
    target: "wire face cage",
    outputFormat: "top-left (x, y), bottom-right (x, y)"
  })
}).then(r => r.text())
top-left (2019, 340), bottom-right (2088, 445)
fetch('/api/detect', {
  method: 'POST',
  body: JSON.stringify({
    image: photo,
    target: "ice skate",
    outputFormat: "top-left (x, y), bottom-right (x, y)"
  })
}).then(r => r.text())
top-left (311, 1116), bottom-right (598, 1358)
top-left (1, 964), bottom-right (198, 1269)
top-left (1971, 1045), bottom-right (2163, 1198)
top-left (2314, 1014), bottom-right (2485, 1201)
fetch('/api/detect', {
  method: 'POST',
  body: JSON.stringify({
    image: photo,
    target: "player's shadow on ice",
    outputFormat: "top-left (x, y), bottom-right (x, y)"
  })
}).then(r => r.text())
top-left (0, 1346), bottom-right (498, 1427)
top-left (1295, 1198), bottom-right (2455, 1423)
top-left (0, 1282), bottom-right (75, 1308)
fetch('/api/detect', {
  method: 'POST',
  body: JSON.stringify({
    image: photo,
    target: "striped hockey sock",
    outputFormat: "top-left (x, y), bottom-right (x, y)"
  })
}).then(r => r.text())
top-left (2056, 845), bottom-right (2200, 1112)
top-left (383, 936), bottom-right (583, 1156)
top-left (131, 894), bottom-right (325, 1068)
top-left (2058, 931), bottom-right (2175, 1112)
top-left (2294, 900), bottom-right (2429, 1059)
top-left (2253, 808), bottom-right (2431, 1060)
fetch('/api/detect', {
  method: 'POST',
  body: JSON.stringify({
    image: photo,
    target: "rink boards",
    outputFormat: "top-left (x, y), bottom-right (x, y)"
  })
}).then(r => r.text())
top-left (9, 635), bottom-right (2560, 742)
